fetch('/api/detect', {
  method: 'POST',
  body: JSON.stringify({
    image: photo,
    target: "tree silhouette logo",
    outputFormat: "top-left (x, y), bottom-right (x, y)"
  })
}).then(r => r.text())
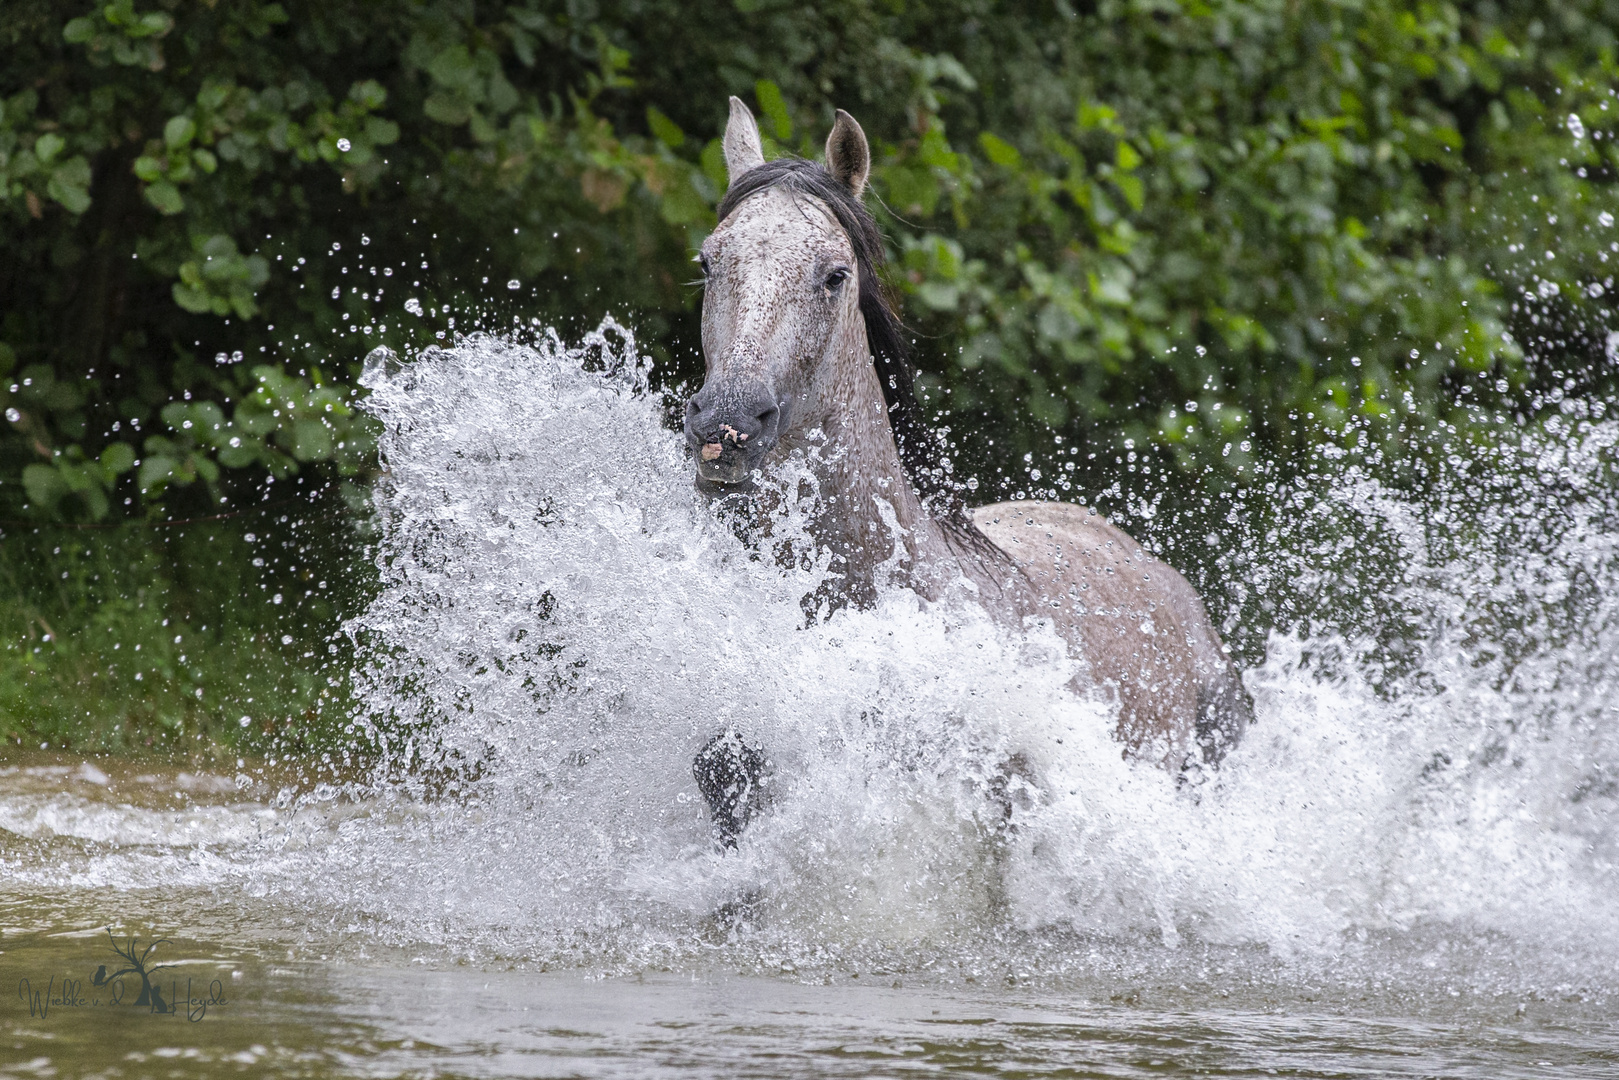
top-left (93, 929), bottom-right (175, 1012)
top-left (15, 927), bottom-right (228, 1021)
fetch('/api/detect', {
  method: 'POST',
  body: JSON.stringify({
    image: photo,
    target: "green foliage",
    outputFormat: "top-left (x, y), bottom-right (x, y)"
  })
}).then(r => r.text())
top-left (3, 0), bottom-right (1615, 525)
top-left (0, 496), bottom-right (369, 754)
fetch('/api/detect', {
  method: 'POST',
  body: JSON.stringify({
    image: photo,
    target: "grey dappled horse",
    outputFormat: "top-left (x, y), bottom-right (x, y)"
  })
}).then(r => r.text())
top-left (687, 99), bottom-right (1252, 847)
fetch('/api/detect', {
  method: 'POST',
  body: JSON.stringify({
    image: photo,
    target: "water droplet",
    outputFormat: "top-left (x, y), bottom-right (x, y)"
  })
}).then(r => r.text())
top-left (1600, 211), bottom-right (1615, 228)
top-left (4, 408), bottom-right (19, 423)
top-left (507, 279), bottom-right (521, 290)
top-left (239, 715), bottom-right (252, 728)
top-left (336, 138), bottom-right (352, 152)
top-left (405, 298), bottom-right (423, 316)
top-left (272, 593), bottom-right (284, 605)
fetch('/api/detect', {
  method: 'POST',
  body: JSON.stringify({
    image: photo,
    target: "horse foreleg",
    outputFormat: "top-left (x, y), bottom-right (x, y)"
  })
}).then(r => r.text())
top-left (692, 730), bottom-right (772, 848)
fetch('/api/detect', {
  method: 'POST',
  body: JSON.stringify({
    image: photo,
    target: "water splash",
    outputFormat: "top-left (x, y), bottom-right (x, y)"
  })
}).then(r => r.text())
top-left (5, 323), bottom-right (1615, 996)
top-left (302, 324), bottom-right (1619, 979)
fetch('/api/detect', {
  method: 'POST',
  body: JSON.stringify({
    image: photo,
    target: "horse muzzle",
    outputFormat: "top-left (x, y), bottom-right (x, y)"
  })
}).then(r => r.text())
top-left (685, 380), bottom-right (783, 486)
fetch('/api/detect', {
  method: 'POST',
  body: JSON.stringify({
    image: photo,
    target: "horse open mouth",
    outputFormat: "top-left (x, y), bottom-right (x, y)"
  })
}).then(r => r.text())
top-left (696, 448), bottom-right (756, 485)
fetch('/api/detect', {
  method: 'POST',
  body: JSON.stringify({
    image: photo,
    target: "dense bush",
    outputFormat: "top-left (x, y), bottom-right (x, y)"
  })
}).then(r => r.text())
top-left (5, 0), bottom-right (1617, 520)
top-left (0, 480), bottom-right (368, 753)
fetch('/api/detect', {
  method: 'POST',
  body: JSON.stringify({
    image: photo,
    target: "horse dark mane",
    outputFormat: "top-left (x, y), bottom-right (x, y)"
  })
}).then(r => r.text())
top-left (716, 158), bottom-right (974, 530)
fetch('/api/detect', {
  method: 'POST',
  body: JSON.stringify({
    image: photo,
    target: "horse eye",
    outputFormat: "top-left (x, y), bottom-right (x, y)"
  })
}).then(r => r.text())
top-left (698, 254), bottom-right (711, 277)
top-left (824, 268), bottom-right (849, 291)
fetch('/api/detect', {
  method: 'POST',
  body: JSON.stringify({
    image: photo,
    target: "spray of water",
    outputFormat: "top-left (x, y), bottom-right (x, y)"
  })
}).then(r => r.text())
top-left (234, 322), bottom-right (1607, 983)
top-left (6, 322), bottom-right (1613, 997)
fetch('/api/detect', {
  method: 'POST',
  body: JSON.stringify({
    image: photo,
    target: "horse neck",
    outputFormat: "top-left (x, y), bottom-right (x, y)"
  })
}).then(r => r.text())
top-left (800, 323), bottom-right (968, 606)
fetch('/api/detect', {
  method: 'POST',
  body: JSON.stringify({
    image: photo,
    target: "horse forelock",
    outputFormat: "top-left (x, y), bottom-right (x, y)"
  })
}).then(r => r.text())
top-left (715, 159), bottom-right (973, 528)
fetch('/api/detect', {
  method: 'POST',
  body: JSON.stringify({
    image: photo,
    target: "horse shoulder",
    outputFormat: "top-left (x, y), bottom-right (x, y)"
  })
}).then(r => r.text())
top-left (969, 500), bottom-right (1234, 764)
top-left (969, 500), bottom-right (1207, 630)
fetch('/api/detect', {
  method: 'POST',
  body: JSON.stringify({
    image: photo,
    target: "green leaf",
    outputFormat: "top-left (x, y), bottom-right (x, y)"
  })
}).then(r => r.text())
top-left (365, 116), bottom-right (400, 146)
top-left (135, 12), bottom-right (173, 37)
top-left (655, 170), bottom-right (709, 225)
top-left (63, 17), bottom-right (95, 44)
top-left (22, 464), bottom-right (67, 509)
top-left (163, 115), bottom-right (195, 148)
top-left (426, 45), bottom-right (478, 92)
top-left (172, 282), bottom-right (213, 313)
top-left (700, 138), bottom-right (727, 190)
top-left (423, 92), bottom-right (471, 126)
top-left (349, 79), bottom-right (387, 110)
top-left (647, 106), bottom-right (685, 148)
top-left (34, 133), bottom-right (65, 164)
top-left (48, 158), bottom-right (93, 214)
top-left (979, 132), bottom-right (1022, 168)
top-left (1114, 173), bottom-right (1144, 212)
top-left (137, 454), bottom-right (179, 494)
top-left (217, 434), bottom-right (261, 469)
top-left (234, 402), bottom-right (277, 436)
top-left (510, 27), bottom-right (536, 68)
top-left (290, 418), bottom-right (333, 461)
top-left (144, 180), bottom-right (184, 215)
top-left (79, 483), bottom-right (110, 520)
top-left (754, 79), bottom-right (791, 141)
top-left (916, 281), bottom-right (960, 311)
top-left (100, 441), bottom-right (136, 475)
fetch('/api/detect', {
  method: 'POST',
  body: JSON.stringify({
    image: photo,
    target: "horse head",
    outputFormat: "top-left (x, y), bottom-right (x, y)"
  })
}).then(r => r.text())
top-left (684, 98), bottom-right (876, 487)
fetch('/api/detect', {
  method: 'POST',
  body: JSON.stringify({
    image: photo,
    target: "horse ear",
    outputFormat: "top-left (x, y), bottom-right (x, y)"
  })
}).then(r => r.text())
top-left (824, 109), bottom-right (870, 198)
top-left (723, 96), bottom-right (765, 185)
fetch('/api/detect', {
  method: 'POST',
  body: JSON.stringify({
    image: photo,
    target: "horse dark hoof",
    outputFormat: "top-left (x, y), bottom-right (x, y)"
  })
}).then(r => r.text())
top-left (693, 730), bottom-right (772, 849)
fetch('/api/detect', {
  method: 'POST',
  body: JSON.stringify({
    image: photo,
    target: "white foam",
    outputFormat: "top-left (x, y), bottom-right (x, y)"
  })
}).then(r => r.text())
top-left (7, 325), bottom-right (1614, 991)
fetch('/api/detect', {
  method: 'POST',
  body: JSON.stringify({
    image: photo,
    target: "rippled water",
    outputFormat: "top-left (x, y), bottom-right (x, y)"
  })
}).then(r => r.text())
top-left (2, 325), bottom-right (1616, 1076)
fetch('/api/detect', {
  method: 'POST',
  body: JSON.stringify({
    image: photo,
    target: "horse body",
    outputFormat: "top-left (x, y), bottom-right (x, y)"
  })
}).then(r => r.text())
top-left (686, 97), bottom-right (1249, 798)
top-left (971, 502), bottom-right (1249, 767)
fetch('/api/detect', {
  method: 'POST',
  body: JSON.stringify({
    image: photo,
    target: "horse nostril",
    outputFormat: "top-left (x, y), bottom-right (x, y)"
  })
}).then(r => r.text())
top-left (756, 405), bottom-right (779, 431)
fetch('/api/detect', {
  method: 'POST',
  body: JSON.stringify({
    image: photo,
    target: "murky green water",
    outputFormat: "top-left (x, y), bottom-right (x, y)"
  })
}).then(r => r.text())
top-left (3, 758), bottom-right (1616, 1079)
top-left (5, 931), bottom-right (1617, 1078)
